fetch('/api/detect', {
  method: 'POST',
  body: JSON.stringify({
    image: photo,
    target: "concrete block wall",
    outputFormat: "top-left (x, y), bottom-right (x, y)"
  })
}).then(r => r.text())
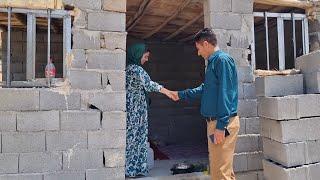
top-left (0, 0), bottom-right (127, 179)
top-left (296, 50), bottom-right (320, 94)
top-left (1, 31), bottom-right (64, 80)
top-left (258, 87), bottom-right (320, 179)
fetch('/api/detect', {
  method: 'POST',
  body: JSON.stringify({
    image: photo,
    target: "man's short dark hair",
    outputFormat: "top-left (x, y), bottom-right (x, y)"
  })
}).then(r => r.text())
top-left (193, 28), bottom-right (217, 46)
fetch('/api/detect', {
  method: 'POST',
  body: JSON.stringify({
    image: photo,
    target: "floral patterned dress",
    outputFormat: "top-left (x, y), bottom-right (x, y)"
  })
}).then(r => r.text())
top-left (125, 64), bottom-right (162, 177)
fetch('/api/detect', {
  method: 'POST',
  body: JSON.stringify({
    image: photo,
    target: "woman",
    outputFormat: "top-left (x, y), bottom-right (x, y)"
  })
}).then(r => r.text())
top-left (125, 43), bottom-right (173, 177)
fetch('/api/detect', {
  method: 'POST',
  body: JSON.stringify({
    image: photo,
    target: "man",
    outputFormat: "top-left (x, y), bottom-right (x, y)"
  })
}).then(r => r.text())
top-left (171, 28), bottom-right (239, 180)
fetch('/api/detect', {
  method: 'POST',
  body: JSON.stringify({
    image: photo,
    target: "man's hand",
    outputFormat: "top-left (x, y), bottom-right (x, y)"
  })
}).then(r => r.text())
top-left (170, 91), bottom-right (180, 101)
top-left (213, 129), bottom-right (225, 144)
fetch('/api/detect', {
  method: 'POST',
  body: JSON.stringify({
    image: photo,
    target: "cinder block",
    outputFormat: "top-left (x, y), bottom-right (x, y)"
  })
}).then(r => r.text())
top-left (245, 117), bottom-right (260, 134)
top-left (19, 152), bottom-right (62, 173)
top-left (86, 168), bottom-right (125, 180)
top-left (238, 83), bottom-right (244, 99)
top-left (102, 0), bottom-right (126, 12)
top-left (46, 131), bottom-right (87, 151)
top-left (0, 89), bottom-right (39, 111)
top-left (44, 172), bottom-right (85, 180)
top-left (62, 0), bottom-right (101, 10)
top-left (61, 110), bottom-right (100, 131)
top-left (88, 12), bottom-right (125, 31)
top-left (263, 138), bottom-right (306, 167)
top-left (261, 117), bottom-right (311, 143)
top-left (210, 13), bottom-right (242, 30)
top-left (258, 96), bottom-right (298, 120)
top-left (39, 90), bottom-right (81, 110)
top-left (72, 29), bottom-right (100, 50)
top-left (309, 163), bottom-right (320, 180)
top-left (263, 160), bottom-right (308, 180)
top-left (71, 49), bottom-right (86, 68)
top-left (238, 99), bottom-right (257, 118)
top-left (0, 174), bottom-right (43, 180)
top-left (102, 71), bottom-right (125, 91)
top-left (62, 149), bottom-right (103, 170)
top-left (0, 112), bottom-right (16, 131)
top-left (232, 0), bottom-right (253, 14)
top-left (104, 149), bottom-right (125, 167)
top-left (236, 171), bottom-right (258, 180)
top-left (87, 92), bottom-right (126, 111)
top-left (87, 49), bottom-right (126, 70)
top-left (238, 66), bottom-right (254, 83)
top-left (2, 132), bottom-right (45, 153)
top-left (69, 70), bottom-right (102, 90)
top-left (0, 154), bottom-right (19, 173)
top-left (296, 50), bottom-right (320, 74)
top-left (247, 152), bottom-right (263, 171)
top-left (230, 31), bottom-right (251, 49)
top-left (235, 135), bottom-right (260, 153)
top-left (234, 153), bottom-right (248, 172)
top-left (305, 72), bottom-right (320, 94)
top-left (102, 32), bottom-right (127, 50)
top-left (228, 48), bottom-right (250, 67)
top-left (88, 130), bottom-right (126, 149)
top-left (295, 94), bottom-right (320, 118)
top-left (102, 111), bottom-right (126, 130)
top-left (73, 9), bottom-right (87, 28)
top-left (239, 118), bottom-right (246, 135)
top-left (306, 140), bottom-right (320, 164)
top-left (17, 111), bottom-right (59, 131)
top-left (255, 74), bottom-right (303, 97)
top-left (208, 0), bottom-right (231, 12)
top-left (243, 83), bottom-right (256, 99)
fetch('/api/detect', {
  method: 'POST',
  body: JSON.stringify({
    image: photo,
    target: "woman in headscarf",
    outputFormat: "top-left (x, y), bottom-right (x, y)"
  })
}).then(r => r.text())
top-left (125, 43), bottom-right (173, 177)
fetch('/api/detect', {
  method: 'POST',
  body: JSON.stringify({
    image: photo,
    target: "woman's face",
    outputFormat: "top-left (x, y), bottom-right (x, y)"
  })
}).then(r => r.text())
top-left (140, 52), bottom-right (150, 65)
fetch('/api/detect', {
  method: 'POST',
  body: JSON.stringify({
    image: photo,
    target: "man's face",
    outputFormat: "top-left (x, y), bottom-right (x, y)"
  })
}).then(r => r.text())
top-left (195, 41), bottom-right (210, 60)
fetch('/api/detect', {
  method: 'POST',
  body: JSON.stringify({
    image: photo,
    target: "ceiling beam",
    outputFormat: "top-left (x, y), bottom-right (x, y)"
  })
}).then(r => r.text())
top-left (163, 12), bottom-right (203, 41)
top-left (254, 0), bottom-right (313, 9)
top-left (126, 0), bottom-right (153, 32)
top-left (179, 33), bottom-right (195, 43)
top-left (12, 13), bottom-right (26, 26)
top-left (143, 0), bottom-right (192, 39)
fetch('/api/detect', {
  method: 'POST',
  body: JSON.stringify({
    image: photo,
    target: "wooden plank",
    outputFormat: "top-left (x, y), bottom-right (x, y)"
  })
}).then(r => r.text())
top-left (179, 34), bottom-right (194, 42)
top-left (254, 0), bottom-right (313, 9)
top-left (142, 0), bottom-right (192, 39)
top-left (12, 13), bottom-right (26, 25)
top-left (126, 0), bottom-right (153, 31)
top-left (164, 11), bottom-right (203, 41)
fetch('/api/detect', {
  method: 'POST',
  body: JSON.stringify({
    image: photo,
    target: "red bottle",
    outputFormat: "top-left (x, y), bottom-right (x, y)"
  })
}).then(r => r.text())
top-left (45, 57), bottom-right (56, 79)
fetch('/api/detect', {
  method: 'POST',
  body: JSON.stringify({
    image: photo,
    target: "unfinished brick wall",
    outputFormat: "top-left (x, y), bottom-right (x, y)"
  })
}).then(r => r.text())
top-left (204, 0), bottom-right (263, 179)
top-left (0, 0), bottom-right (127, 179)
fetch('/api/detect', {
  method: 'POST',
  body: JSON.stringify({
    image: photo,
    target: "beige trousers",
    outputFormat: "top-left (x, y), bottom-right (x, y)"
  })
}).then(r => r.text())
top-left (207, 116), bottom-right (240, 180)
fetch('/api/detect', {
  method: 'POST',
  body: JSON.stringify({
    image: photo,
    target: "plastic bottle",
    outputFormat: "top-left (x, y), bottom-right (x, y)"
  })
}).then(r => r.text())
top-left (45, 57), bottom-right (56, 87)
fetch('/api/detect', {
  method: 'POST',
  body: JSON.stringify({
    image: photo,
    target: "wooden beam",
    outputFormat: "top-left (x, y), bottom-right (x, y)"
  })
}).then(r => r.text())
top-left (126, 0), bottom-right (153, 32)
top-left (179, 33), bottom-right (195, 43)
top-left (163, 12), bottom-right (203, 41)
top-left (12, 13), bottom-right (26, 26)
top-left (254, 0), bottom-right (313, 9)
top-left (143, 0), bottom-right (192, 39)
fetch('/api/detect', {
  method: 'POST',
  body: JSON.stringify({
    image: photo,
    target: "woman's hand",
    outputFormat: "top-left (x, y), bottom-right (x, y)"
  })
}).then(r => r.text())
top-left (160, 88), bottom-right (179, 101)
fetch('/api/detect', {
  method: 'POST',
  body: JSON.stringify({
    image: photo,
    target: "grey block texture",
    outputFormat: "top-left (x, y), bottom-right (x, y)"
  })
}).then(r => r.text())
top-left (46, 131), bottom-right (87, 151)
top-left (19, 152), bottom-right (62, 173)
top-left (102, 111), bottom-right (126, 130)
top-left (62, 149), bottom-right (103, 170)
top-left (88, 12), bottom-right (125, 31)
top-left (0, 174), bottom-right (43, 180)
top-left (17, 111), bottom-right (59, 131)
top-left (39, 90), bottom-right (81, 110)
top-left (87, 49), bottom-right (126, 70)
top-left (2, 132), bottom-right (45, 153)
top-left (69, 70), bottom-right (102, 90)
top-left (255, 74), bottom-right (303, 97)
top-left (61, 110), bottom-right (101, 131)
top-left (72, 29), bottom-right (100, 50)
top-left (103, 149), bottom-right (125, 167)
top-left (0, 112), bottom-right (16, 131)
top-left (44, 172), bottom-right (85, 180)
top-left (296, 50), bottom-right (320, 74)
top-left (88, 130), bottom-right (126, 149)
top-left (86, 168), bottom-right (125, 180)
top-left (87, 92), bottom-right (126, 111)
top-left (0, 89), bottom-right (39, 111)
top-left (304, 72), bottom-right (320, 94)
top-left (0, 154), bottom-right (19, 174)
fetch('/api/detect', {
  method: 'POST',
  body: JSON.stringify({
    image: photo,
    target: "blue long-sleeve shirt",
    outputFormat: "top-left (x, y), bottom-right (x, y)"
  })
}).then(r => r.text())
top-left (178, 50), bottom-right (238, 130)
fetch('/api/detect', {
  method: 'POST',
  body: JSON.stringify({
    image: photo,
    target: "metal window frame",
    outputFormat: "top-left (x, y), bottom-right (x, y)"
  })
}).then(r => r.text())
top-left (251, 12), bottom-right (309, 71)
top-left (0, 7), bottom-right (72, 87)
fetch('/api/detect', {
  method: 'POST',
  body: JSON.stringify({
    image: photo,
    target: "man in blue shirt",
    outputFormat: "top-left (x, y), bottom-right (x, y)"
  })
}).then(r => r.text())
top-left (171, 28), bottom-right (239, 180)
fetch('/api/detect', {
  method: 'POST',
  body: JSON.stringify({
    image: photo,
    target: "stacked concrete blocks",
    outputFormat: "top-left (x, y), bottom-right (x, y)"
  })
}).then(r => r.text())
top-left (0, 0), bottom-right (127, 179)
top-left (296, 50), bottom-right (320, 94)
top-left (259, 93), bottom-right (320, 180)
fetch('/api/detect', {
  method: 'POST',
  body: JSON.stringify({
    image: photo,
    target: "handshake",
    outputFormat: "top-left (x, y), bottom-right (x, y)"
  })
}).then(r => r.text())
top-left (160, 88), bottom-right (180, 101)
